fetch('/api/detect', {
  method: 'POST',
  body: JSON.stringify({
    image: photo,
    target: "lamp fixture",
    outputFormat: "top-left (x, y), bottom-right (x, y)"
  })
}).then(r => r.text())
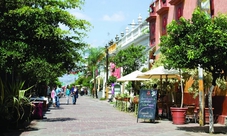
top-left (149, 59), bottom-right (155, 64)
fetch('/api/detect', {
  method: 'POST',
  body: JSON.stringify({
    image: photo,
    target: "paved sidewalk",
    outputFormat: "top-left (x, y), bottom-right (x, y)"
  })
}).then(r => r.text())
top-left (3, 95), bottom-right (227, 136)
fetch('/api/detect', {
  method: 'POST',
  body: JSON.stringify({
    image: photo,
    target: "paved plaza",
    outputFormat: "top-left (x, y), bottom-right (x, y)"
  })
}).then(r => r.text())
top-left (3, 95), bottom-right (227, 136)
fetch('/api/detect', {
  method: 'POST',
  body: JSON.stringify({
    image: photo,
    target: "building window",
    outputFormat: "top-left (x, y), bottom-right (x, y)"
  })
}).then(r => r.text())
top-left (150, 21), bottom-right (156, 46)
top-left (176, 3), bottom-right (183, 21)
top-left (162, 14), bottom-right (168, 35)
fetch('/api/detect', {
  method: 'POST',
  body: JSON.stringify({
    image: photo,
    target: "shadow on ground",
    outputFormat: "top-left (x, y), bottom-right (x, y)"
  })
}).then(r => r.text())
top-left (2, 117), bottom-right (77, 136)
top-left (38, 117), bottom-right (76, 122)
top-left (177, 126), bottom-right (227, 134)
top-left (2, 122), bottom-right (38, 136)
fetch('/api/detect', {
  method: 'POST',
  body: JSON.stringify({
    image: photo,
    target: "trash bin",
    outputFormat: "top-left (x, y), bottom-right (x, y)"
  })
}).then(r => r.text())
top-left (32, 101), bottom-right (43, 119)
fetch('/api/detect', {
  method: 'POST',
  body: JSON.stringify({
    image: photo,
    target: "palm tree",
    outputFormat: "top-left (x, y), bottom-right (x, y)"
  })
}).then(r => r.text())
top-left (86, 47), bottom-right (105, 98)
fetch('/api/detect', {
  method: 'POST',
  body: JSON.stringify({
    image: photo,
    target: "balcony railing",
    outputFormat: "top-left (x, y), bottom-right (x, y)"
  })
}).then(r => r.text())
top-left (117, 21), bottom-right (149, 48)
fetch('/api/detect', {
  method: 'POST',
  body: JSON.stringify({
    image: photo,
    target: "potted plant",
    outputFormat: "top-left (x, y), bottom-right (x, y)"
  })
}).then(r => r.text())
top-left (170, 70), bottom-right (188, 125)
top-left (115, 93), bottom-right (121, 100)
top-left (122, 93), bottom-right (130, 102)
top-left (132, 95), bottom-right (139, 104)
top-left (0, 79), bottom-right (34, 131)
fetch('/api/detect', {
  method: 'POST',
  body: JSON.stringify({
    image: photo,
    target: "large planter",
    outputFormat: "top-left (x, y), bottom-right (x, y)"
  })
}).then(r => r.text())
top-left (170, 107), bottom-right (188, 125)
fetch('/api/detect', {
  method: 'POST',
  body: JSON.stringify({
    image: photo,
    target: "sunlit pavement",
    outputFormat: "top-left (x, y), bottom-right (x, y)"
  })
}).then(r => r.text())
top-left (4, 95), bottom-right (227, 136)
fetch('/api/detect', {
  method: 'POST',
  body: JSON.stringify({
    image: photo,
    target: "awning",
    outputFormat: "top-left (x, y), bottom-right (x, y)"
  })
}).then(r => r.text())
top-left (117, 70), bottom-right (150, 82)
top-left (145, 45), bottom-right (156, 53)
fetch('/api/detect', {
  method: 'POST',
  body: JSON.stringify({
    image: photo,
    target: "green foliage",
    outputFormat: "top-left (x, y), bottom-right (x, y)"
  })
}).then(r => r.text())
top-left (108, 76), bottom-right (117, 85)
top-left (110, 44), bottom-right (146, 76)
top-left (125, 82), bottom-right (132, 91)
top-left (86, 47), bottom-right (105, 73)
top-left (99, 97), bottom-right (106, 100)
top-left (0, 0), bottom-right (91, 86)
top-left (185, 68), bottom-right (213, 98)
top-left (0, 78), bottom-right (34, 128)
top-left (216, 77), bottom-right (227, 91)
top-left (160, 8), bottom-right (227, 85)
top-left (85, 47), bottom-right (104, 98)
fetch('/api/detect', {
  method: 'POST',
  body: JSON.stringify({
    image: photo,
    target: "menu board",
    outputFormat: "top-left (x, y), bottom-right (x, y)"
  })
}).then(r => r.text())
top-left (137, 89), bottom-right (157, 122)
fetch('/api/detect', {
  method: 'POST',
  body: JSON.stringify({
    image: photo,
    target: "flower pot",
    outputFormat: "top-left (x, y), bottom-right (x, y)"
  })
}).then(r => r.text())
top-left (123, 97), bottom-right (130, 102)
top-left (133, 96), bottom-right (139, 104)
top-left (170, 107), bottom-right (188, 125)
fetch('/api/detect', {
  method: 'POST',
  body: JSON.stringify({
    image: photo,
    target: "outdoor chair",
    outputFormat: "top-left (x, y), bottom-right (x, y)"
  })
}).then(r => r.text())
top-left (185, 105), bottom-right (197, 123)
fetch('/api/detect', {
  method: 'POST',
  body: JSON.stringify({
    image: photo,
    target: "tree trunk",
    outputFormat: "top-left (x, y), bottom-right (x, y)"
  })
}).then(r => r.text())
top-left (208, 71), bottom-right (218, 134)
top-left (93, 76), bottom-right (98, 98)
top-left (208, 85), bottom-right (214, 133)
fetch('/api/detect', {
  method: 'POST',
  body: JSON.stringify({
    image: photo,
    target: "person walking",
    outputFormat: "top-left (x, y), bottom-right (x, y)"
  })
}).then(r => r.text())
top-left (72, 86), bottom-right (79, 105)
top-left (65, 85), bottom-right (70, 105)
top-left (51, 87), bottom-right (56, 107)
top-left (55, 86), bottom-right (61, 108)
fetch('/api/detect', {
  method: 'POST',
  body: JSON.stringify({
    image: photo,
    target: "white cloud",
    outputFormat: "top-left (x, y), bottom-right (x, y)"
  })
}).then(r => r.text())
top-left (67, 9), bottom-right (92, 21)
top-left (102, 12), bottom-right (125, 22)
top-left (73, 12), bottom-right (92, 21)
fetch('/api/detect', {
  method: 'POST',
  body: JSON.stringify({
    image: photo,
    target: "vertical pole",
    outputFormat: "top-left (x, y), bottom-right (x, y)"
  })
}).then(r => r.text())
top-left (105, 45), bottom-right (109, 99)
top-left (180, 70), bottom-right (184, 108)
top-left (198, 64), bottom-right (205, 126)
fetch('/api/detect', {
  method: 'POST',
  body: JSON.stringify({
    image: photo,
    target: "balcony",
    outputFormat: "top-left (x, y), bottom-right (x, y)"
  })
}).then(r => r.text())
top-left (146, 3), bottom-right (157, 22)
top-left (169, 0), bottom-right (184, 5)
top-left (156, 0), bottom-right (169, 15)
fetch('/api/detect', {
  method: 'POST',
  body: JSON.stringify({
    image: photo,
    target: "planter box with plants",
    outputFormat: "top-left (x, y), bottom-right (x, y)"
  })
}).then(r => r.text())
top-left (0, 79), bottom-right (34, 132)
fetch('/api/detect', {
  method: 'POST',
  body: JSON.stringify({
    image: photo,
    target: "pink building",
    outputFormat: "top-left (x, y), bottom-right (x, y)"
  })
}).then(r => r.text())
top-left (146, 0), bottom-right (227, 124)
top-left (146, 0), bottom-right (227, 68)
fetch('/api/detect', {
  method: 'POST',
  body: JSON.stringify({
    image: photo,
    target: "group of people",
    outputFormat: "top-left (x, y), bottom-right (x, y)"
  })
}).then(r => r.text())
top-left (51, 85), bottom-right (79, 108)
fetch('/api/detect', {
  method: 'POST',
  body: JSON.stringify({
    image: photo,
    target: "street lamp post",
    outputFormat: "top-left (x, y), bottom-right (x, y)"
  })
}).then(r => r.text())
top-left (105, 40), bottom-right (114, 99)
top-left (105, 44), bottom-right (109, 88)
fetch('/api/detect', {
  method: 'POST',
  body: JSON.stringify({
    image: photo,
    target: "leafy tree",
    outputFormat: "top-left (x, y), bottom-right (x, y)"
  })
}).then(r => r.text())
top-left (160, 8), bottom-right (227, 133)
top-left (111, 44), bottom-right (146, 95)
top-left (0, 0), bottom-right (91, 91)
top-left (111, 44), bottom-right (146, 76)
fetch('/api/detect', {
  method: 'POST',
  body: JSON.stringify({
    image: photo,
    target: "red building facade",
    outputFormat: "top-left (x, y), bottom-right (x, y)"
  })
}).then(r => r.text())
top-left (146, 0), bottom-right (227, 124)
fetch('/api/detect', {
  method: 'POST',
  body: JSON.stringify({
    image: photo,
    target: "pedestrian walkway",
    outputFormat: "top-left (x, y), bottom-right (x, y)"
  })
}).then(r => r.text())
top-left (3, 95), bottom-right (227, 136)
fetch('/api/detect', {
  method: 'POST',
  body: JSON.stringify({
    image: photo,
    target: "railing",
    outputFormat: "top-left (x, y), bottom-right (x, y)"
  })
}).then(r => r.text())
top-left (118, 21), bottom-right (149, 48)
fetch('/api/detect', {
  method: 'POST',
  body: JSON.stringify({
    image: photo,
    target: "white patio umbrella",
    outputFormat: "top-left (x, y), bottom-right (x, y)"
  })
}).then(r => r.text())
top-left (117, 70), bottom-right (149, 94)
top-left (117, 70), bottom-right (150, 82)
top-left (136, 66), bottom-right (180, 79)
top-left (136, 66), bottom-right (180, 94)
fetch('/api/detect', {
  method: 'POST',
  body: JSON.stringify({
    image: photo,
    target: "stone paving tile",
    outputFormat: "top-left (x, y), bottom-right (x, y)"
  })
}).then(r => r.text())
top-left (3, 95), bottom-right (227, 136)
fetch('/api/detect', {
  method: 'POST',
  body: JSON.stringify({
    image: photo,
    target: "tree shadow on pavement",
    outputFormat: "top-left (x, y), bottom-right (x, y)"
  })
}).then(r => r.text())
top-left (177, 126), bottom-right (227, 135)
top-left (2, 122), bottom-right (38, 136)
top-left (38, 117), bottom-right (76, 122)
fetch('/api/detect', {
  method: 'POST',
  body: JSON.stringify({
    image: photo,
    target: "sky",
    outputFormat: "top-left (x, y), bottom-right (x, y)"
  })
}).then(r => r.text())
top-left (59, 0), bottom-right (153, 86)
top-left (72, 0), bottom-right (153, 47)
